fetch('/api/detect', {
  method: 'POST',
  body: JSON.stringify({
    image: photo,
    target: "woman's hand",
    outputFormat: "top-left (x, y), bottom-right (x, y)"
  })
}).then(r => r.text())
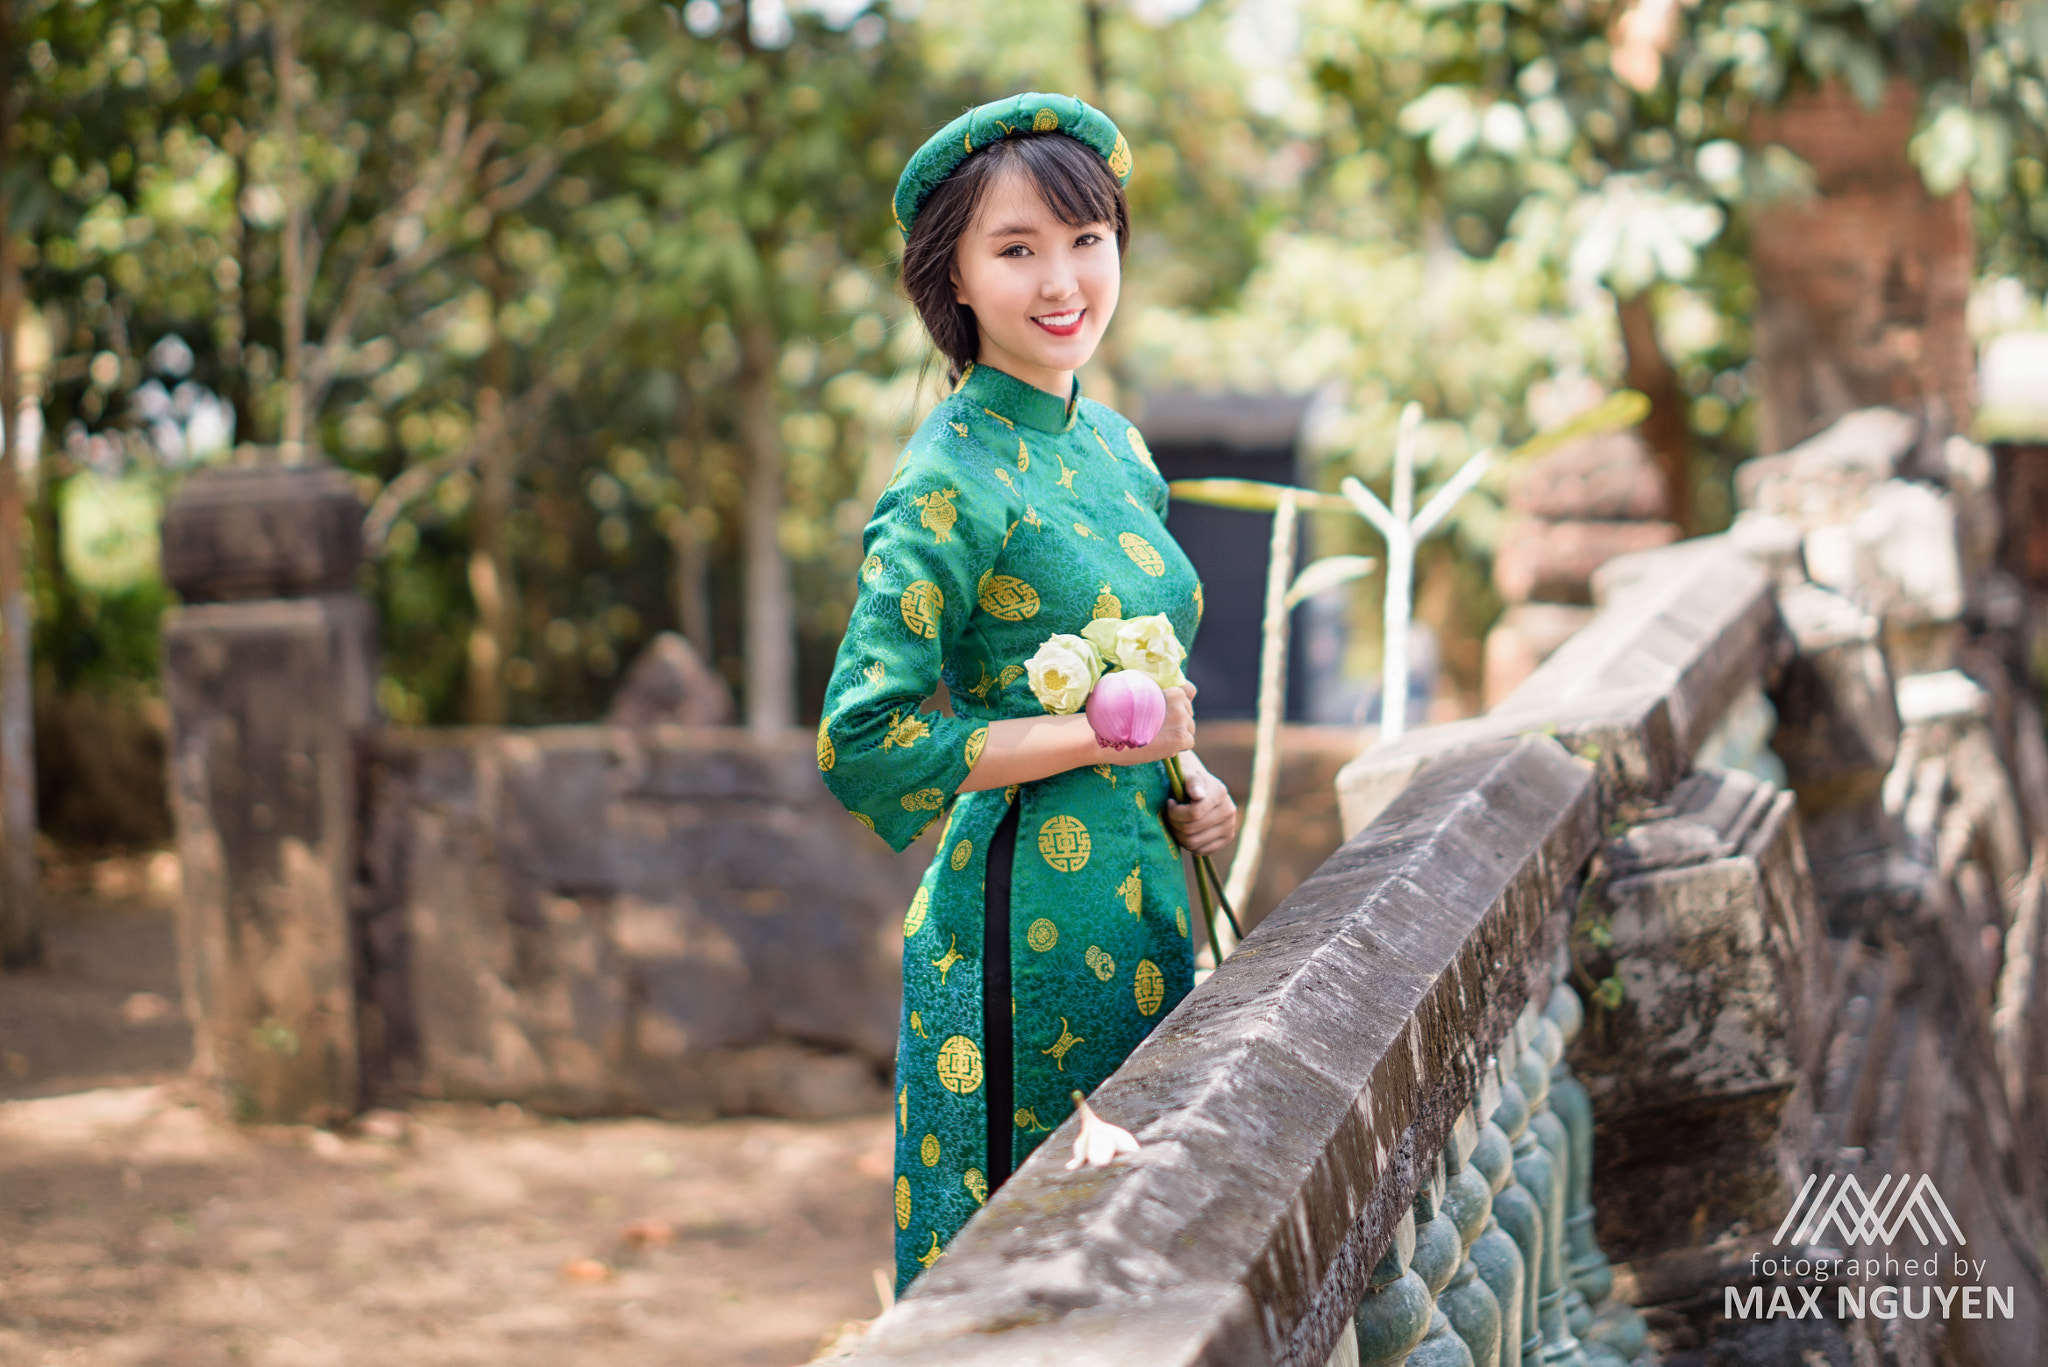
top-left (1166, 749), bottom-right (1237, 857)
top-left (1102, 683), bottom-right (1196, 767)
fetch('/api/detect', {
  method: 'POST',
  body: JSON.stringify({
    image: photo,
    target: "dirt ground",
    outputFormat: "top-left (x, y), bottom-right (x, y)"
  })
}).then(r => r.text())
top-left (0, 862), bottom-right (895, 1367)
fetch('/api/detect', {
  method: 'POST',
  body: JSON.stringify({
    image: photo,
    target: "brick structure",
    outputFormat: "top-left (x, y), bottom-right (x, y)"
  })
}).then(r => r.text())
top-left (1749, 81), bottom-right (1976, 453)
top-left (1483, 428), bottom-right (1680, 706)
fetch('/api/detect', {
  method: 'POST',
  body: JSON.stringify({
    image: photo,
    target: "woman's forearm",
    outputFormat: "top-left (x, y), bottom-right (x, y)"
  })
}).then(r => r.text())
top-left (957, 714), bottom-right (1111, 792)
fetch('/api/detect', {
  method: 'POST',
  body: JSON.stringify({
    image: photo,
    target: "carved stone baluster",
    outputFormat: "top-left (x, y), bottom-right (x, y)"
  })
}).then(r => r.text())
top-left (1517, 1015), bottom-right (1588, 1367)
top-left (1540, 985), bottom-right (1612, 1309)
top-left (1407, 1156), bottom-right (1476, 1367)
top-left (1356, 1207), bottom-right (1433, 1367)
top-left (1470, 1096), bottom-right (1527, 1367)
top-left (1490, 1070), bottom-right (1546, 1367)
top-left (1438, 1108), bottom-right (1505, 1367)
top-left (1541, 990), bottom-right (1648, 1367)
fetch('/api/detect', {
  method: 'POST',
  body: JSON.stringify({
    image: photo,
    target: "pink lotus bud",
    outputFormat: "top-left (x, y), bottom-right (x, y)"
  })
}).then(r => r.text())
top-left (1086, 669), bottom-right (1166, 751)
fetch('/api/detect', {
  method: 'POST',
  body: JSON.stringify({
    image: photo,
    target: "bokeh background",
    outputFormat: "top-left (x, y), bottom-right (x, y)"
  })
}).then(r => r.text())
top-left (4, 0), bottom-right (2048, 849)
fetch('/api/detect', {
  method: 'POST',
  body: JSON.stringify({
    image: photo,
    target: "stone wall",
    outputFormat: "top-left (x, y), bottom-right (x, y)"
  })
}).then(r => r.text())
top-left (354, 725), bottom-right (927, 1120)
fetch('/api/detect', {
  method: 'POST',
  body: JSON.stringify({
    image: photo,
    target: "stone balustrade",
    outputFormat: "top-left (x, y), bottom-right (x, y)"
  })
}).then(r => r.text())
top-left (836, 537), bottom-right (1815, 1366)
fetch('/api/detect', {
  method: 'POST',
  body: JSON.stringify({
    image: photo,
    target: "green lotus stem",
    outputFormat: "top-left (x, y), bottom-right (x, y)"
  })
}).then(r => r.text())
top-left (1166, 755), bottom-right (1242, 956)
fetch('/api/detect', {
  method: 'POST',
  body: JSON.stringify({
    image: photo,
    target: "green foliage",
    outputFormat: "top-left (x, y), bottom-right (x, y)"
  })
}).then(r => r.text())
top-left (10, 0), bottom-right (2042, 730)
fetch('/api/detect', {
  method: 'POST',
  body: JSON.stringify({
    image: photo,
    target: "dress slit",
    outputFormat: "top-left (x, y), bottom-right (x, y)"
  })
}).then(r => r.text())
top-left (983, 800), bottom-right (1021, 1193)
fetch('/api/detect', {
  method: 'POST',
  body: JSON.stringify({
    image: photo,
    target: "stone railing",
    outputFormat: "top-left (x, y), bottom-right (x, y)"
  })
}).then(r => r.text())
top-left (837, 536), bottom-right (1823, 1366)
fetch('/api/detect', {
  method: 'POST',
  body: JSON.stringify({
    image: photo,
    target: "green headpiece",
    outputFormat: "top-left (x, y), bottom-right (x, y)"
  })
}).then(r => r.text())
top-left (893, 92), bottom-right (1132, 239)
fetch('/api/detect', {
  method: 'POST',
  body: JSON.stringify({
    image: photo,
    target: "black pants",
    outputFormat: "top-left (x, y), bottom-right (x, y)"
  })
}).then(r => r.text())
top-left (983, 801), bottom-right (1021, 1193)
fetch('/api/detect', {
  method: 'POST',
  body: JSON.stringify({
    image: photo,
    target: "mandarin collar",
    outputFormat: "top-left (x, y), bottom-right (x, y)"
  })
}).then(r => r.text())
top-left (955, 361), bottom-right (1080, 433)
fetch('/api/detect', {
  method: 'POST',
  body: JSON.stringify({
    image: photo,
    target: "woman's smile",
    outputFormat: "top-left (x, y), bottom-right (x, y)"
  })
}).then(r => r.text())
top-left (1031, 308), bottom-right (1086, 337)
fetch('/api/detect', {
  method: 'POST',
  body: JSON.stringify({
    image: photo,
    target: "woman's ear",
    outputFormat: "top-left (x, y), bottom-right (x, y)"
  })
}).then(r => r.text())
top-left (950, 263), bottom-right (967, 307)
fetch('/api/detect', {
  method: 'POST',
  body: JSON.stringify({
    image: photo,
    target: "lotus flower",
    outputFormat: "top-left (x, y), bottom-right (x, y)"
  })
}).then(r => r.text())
top-left (1026, 634), bottom-right (1103, 715)
top-left (1065, 1090), bottom-right (1141, 1169)
top-left (1086, 669), bottom-right (1166, 751)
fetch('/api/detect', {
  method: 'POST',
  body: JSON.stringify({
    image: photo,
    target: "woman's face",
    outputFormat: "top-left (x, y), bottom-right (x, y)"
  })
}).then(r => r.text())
top-left (949, 163), bottom-right (1120, 396)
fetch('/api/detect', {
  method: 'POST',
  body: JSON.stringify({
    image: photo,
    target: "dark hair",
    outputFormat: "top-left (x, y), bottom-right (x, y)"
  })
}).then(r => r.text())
top-left (900, 132), bottom-right (1131, 380)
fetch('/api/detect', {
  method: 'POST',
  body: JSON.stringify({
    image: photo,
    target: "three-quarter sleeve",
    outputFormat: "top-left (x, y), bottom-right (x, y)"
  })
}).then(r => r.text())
top-left (818, 444), bottom-right (1009, 852)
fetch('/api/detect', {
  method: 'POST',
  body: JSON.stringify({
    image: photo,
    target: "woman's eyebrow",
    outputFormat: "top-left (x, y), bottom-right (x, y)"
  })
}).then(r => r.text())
top-left (982, 221), bottom-right (1046, 237)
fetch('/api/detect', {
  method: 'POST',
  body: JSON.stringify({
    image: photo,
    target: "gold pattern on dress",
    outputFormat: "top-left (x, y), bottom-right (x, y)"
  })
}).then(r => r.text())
top-left (1026, 917), bottom-right (1059, 952)
top-left (1054, 452), bottom-right (1076, 489)
top-left (1001, 519), bottom-right (1017, 549)
top-left (904, 886), bottom-right (930, 936)
top-left (1119, 864), bottom-right (1143, 918)
top-left (913, 487), bottom-right (961, 543)
top-left (854, 811), bottom-right (876, 832)
top-left (901, 788), bottom-right (945, 811)
top-left (950, 839), bottom-right (973, 871)
top-left (861, 554), bottom-right (884, 585)
top-left (949, 421), bottom-right (971, 438)
top-left (865, 660), bottom-right (887, 687)
top-left (1175, 906), bottom-right (1188, 936)
top-left (1135, 958), bottom-right (1166, 1016)
top-left (1022, 505), bottom-right (1042, 530)
top-left (1015, 1107), bottom-right (1050, 1132)
top-left (935, 1034), bottom-right (984, 1094)
top-left (917, 807), bottom-right (945, 837)
top-left (920, 1133), bottom-right (941, 1167)
top-left (994, 467), bottom-right (1016, 491)
top-left (1041, 1017), bottom-right (1086, 1070)
top-left (1033, 107), bottom-right (1060, 131)
top-left (1124, 489), bottom-right (1145, 513)
top-left (899, 1085), bottom-right (908, 1132)
top-left (1126, 426), bottom-right (1157, 471)
top-left (1092, 763), bottom-right (1115, 785)
top-left (1092, 427), bottom-right (1119, 462)
top-left (900, 581), bottom-right (944, 638)
top-left (929, 934), bottom-right (964, 985)
top-left (895, 1176), bottom-right (912, 1229)
top-left (910, 1009), bottom-right (928, 1037)
top-left (917, 1230), bottom-right (944, 1268)
top-left (964, 1168), bottom-right (989, 1204)
top-left (1193, 583), bottom-right (1205, 621)
top-left (1092, 583), bottom-right (1122, 618)
top-left (1085, 945), bottom-right (1116, 982)
top-left (1108, 133), bottom-right (1133, 179)
top-left (1072, 522), bottom-right (1094, 538)
top-left (999, 663), bottom-right (1025, 689)
top-left (976, 570), bottom-right (1041, 621)
top-left (1003, 783), bottom-right (1020, 804)
top-left (816, 716), bottom-right (836, 771)
top-left (1120, 531), bottom-right (1167, 577)
top-left (983, 407), bottom-right (1014, 429)
top-left (883, 710), bottom-right (932, 750)
top-left (1014, 437), bottom-right (1029, 471)
top-left (1037, 814), bottom-right (1092, 872)
top-left (964, 726), bottom-right (988, 768)
top-left (964, 660), bottom-right (997, 700)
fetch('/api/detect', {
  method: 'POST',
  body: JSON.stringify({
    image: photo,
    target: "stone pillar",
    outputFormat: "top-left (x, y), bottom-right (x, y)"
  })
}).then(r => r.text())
top-left (161, 462), bottom-right (374, 1125)
top-left (1748, 81), bottom-right (1976, 453)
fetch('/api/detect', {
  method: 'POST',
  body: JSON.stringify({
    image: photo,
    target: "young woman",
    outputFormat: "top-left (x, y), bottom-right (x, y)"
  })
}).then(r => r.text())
top-left (817, 92), bottom-right (1237, 1291)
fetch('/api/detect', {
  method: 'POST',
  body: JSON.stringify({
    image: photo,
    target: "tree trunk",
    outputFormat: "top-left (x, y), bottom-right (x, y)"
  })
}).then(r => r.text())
top-left (0, 163), bottom-right (41, 968)
top-left (1082, 0), bottom-right (1108, 103)
top-left (464, 244), bottom-right (516, 725)
top-left (1614, 288), bottom-right (1695, 534)
top-left (737, 320), bottom-right (793, 736)
top-left (274, 0), bottom-right (310, 460)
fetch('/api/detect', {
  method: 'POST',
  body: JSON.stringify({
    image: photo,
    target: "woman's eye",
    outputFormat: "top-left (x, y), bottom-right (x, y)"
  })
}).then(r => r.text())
top-left (1000, 244), bottom-right (1031, 257)
top-left (1075, 233), bottom-right (1102, 247)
